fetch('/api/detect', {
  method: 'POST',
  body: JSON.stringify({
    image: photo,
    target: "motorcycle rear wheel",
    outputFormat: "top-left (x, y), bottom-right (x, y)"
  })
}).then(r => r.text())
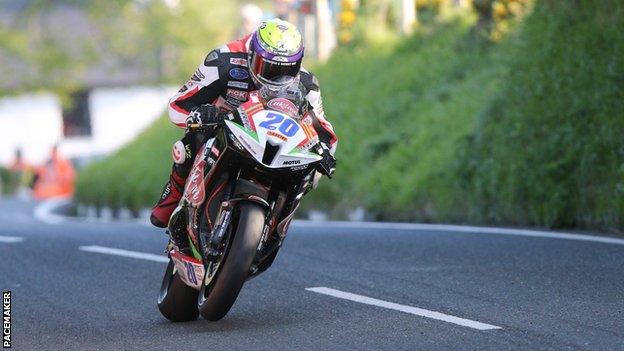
top-left (157, 260), bottom-right (199, 322)
top-left (197, 202), bottom-right (265, 321)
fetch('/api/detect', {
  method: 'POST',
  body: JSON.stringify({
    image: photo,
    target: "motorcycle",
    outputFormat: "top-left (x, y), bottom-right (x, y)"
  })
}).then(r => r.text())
top-left (157, 91), bottom-right (333, 322)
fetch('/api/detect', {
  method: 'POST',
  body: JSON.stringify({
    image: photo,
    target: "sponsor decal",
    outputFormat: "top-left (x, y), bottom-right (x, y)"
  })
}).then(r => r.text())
top-left (3, 291), bottom-right (10, 348)
top-left (226, 89), bottom-right (248, 102)
top-left (302, 114), bottom-right (313, 125)
top-left (170, 251), bottom-right (204, 289)
top-left (210, 145), bottom-right (221, 157)
top-left (240, 138), bottom-right (256, 155)
top-left (282, 160), bottom-right (301, 165)
top-left (267, 98), bottom-right (298, 117)
top-left (226, 97), bottom-right (244, 107)
top-left (267, 130), bottom-right (288, 142)
top-left (185, 262), bottom-right (198, 285)
top-left (272, 56), bottom-right (289, 62)
top-left (229, 68), bottom-right (249, 80)
top-left (160, 183), bottom-right (171, 200)
top-left (299, 137), bottom-right (319, 150)
top-left (291, 164), bottom-right (307, 171)
top-left (187, 160), bottom-right (206, 205)
top-left (191, 68), bottom-right (205, 82)
top-left (184, 145), bottom-right (207, 206)
top-left (239, 111), bottom-right (252, 131)
top-left (230, 57), bottom-right (247, 66)
top-left (214, 96), bottom-right (236, 112)
top-left (249, 91), bottom-right (260, 103)
top-left (242, 103), bottom-right (264, 118)
top-left (172, 141), bottom-right (186, 164)
top-left (178, 85), bottom-right (188, 93)
top-left (227, 81), bottom-right (249, 89)
top-left (301, 112), bottom-right (318, 140)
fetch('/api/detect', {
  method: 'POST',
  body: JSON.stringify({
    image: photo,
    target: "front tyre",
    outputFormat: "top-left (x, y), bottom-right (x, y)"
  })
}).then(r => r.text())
top-left (197, 203), bottom-right (265, 321)
top-left (157, 260), bottom-right (199, 322)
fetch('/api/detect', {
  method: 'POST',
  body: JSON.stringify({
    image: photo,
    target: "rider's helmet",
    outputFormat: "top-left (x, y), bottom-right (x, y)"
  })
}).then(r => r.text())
top-left (249, 18), bottom-right (304, 89)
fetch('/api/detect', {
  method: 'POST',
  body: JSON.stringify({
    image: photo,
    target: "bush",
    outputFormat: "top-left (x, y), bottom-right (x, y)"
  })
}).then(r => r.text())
top-left (76, 1), bottom-right (624, 233)
top-left (303, 14), bottom-right (504, 220)
top-left (75, 116), bottom-right (179, 213)
top-left (0, 167), bottom-right (19, 195)
top-left (457, 0), bottom-right (624, 231)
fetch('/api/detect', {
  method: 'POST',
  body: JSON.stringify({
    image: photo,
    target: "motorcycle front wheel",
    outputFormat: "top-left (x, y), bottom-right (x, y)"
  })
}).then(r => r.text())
top-left (157, 260), bottom-right (199, 322)
top-left (197, 202), bottom-right (265, 321)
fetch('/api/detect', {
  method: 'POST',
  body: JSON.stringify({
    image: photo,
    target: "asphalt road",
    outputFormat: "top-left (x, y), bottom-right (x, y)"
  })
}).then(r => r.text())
top-left (1, 198), bottom-right (623, 350)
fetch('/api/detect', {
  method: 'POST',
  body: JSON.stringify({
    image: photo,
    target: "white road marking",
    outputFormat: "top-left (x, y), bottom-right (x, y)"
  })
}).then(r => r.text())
top-left (79, 245), bottom-right (169, 263)
top-left (33, 197), bottom-right (72, 224)
top-left (293, 220), bottom-right (624, 246)
top-left (33, 198), bottom-right (151, 226)
top-left (306, 287), bottom-right (502, 331)
top-left (0, 236), bottom-right (24, 243)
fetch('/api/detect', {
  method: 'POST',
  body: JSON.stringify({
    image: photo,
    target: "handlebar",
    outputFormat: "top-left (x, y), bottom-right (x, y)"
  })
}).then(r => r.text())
top-left (186, 122), bottom-right (220, 132)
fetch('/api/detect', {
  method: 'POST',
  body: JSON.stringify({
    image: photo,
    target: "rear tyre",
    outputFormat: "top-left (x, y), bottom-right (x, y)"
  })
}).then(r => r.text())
top-left (157, 260), bottom-right (199, 322)
top-left (197, 203), bottom-right (265, 321)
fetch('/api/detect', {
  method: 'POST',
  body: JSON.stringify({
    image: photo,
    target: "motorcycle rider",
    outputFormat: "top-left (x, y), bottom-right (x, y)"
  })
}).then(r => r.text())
top-left (150, 18), bottom-right (338, 230)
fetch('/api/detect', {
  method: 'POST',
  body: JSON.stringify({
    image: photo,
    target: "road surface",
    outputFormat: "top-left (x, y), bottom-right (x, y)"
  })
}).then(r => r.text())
top-left (1, 198), bottom-right (623, 350)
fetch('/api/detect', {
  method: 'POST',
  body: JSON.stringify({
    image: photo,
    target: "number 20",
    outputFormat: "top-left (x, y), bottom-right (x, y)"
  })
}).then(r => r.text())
top-left (258, 112), bottom-right (299, 137)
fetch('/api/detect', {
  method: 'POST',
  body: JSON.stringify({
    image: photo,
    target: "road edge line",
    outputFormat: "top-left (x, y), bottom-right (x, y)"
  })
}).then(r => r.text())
top-left (79, 245), bottom-right (169, 263)
top-left (0, 236), bottom-right (24, 243)
top-left (33, 197), bottom-right (72, 224)
top-left (292, 220), bottom-right (624, 246)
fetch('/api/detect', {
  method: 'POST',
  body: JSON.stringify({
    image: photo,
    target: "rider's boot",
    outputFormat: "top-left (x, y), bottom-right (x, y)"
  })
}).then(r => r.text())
top-left (150, 165), bottom-right (187, 228)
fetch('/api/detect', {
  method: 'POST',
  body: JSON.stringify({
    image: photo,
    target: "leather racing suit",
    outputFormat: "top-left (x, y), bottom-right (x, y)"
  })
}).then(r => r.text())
top-left (150, 34), bottom-right (337, 228)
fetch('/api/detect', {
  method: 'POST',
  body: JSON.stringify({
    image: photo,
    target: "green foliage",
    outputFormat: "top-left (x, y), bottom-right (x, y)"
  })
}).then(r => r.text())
top-left (75, 117), bottom-right (179, 212)
top-left (458, 0), bottom-right (624, 231)
top-left (472, 0), bottom-right (532, 42)
top-left (0, 168), bottom-right (19, 195)
top-left (87, 0), bottom-right (236, 83)
top-left (302, 13), bottom-right (504, 220)
top-left (75, 1), bottom-right (624, 233)
top-left (0, 0), bottom-right (237, 98)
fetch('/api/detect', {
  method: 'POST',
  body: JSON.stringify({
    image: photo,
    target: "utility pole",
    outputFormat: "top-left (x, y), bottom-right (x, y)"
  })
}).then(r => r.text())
top-left (315, 0), bottom-right (336, 62)
top-left (400, 0), bottom-right (416, 35)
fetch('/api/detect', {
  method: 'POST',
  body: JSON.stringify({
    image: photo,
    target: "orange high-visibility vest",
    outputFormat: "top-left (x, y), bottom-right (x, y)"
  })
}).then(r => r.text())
top-left (33, 156), bottom-right (75, 199)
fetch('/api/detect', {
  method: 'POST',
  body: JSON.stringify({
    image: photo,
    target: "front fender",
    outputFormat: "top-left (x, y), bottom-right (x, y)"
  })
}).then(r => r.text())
top-left (228, 178), bottom-right (271, 210)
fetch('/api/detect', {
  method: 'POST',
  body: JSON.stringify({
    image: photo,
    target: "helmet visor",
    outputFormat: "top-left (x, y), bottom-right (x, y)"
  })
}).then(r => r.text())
top-left (250, 52), bottom-right (301, 87)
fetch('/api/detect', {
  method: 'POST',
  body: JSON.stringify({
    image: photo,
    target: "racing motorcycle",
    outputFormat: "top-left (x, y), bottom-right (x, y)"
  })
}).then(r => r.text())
top-left (157, 90), bottom-right (334, 322)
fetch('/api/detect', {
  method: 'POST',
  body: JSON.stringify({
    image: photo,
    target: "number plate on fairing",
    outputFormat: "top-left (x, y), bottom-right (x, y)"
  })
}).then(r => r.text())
top-left (170, 250), bottom-right (204, 290)
top-left (225, 109), bottom-right (322, 168)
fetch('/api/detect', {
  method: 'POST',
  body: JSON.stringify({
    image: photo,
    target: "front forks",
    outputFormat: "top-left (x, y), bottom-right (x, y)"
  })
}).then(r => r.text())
top-left (200, 177), bottom-right (235, 263)
top-left (203, 203), bottom-right (233, 261)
